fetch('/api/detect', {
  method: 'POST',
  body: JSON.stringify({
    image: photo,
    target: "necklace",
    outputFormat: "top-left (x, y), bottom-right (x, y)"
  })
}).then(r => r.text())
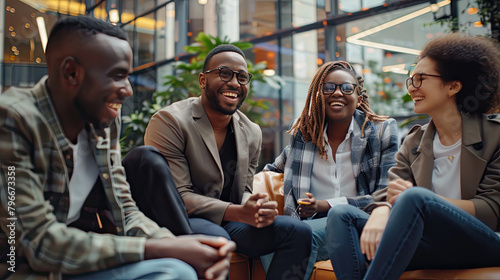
top-left (447, 155), bottom-right (455, 163)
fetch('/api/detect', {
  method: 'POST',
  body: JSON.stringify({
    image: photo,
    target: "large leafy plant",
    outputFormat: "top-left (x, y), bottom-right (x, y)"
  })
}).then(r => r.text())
top-left (121, 32), bottom-right (283, 155)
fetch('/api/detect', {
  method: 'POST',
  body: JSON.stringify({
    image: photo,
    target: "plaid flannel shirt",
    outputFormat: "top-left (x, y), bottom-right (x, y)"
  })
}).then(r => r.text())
top-left (0, 76), bottom-right (173, 279)
top-left (264, 110), bottom-right (399, 218)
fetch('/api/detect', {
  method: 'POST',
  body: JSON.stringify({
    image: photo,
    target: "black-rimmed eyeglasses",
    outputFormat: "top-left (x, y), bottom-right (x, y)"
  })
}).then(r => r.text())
top-left (321, 82), bottom-right (358, 95)
top-left (406, 73), bottom-right (442, 89)
top-left (204, 66), bottom-right (253, 85)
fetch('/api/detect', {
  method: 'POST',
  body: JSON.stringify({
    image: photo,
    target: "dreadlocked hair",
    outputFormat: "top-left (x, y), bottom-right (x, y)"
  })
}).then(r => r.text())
top-left (288, 60), bottom-right (389, 159)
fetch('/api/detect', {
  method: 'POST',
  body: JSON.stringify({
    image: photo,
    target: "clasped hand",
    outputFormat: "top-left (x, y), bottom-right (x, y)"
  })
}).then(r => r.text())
top-left (242, 192), bottom-right (278, 228)
top-left (145, 235), bottom-right (236, 280)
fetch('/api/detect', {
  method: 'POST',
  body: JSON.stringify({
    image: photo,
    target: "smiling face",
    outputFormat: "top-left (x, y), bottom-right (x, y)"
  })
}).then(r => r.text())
top-left (408, 57), bottom-right (457, 117)
top-left (74, 33), bottom-right (133, 126)
top-left (199, 51), bottom-right (248, 116)
top-left (323, 69), bottom-right (362, 124)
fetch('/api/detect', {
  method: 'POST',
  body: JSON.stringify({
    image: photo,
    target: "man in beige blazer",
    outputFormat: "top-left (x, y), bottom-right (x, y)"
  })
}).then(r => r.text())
top-left (144, 44), bottom-right (312, 279)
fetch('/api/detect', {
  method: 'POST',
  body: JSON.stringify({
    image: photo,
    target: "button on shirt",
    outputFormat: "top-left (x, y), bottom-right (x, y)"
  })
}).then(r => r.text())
top-left (310, 117), bottom-right (357, 207)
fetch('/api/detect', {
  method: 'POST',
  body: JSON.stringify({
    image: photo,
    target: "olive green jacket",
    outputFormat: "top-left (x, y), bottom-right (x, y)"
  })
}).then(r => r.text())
top-left (0, 77), bottom-right (173, 279)
top-left (374, 112), bottom-right (500, 231)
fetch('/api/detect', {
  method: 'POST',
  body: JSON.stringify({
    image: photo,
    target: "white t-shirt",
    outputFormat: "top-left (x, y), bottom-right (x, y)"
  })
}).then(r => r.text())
top-left (310, 117), bottom-right (357, 208)
top-left (66, 129), bottom-right (100, 224)
top-left (432, 132), bottom-right (461, 199)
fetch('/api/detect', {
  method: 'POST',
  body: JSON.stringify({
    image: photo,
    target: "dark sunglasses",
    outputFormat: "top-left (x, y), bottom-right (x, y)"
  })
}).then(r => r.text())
top-left (204, 66), bottom-right (253, 85)
top-left (321, 82), bottom-right (358, 95)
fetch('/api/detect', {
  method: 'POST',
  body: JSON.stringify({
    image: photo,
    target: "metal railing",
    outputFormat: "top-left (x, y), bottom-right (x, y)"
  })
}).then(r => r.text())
top-left (1, 63), bottom-right (48, 90)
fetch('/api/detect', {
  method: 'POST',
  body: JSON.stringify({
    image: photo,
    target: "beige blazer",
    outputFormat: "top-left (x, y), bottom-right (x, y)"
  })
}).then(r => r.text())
top-left (144, 97), bottom-right (262, 224)
top-left (374, 113), bottom-right (500, 231)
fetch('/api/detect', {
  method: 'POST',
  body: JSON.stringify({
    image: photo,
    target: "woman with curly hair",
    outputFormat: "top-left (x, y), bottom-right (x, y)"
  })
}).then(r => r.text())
top-left (262, 60), bottom-right (399, 279)
top-left (326, 33), bottom-right (500, 280)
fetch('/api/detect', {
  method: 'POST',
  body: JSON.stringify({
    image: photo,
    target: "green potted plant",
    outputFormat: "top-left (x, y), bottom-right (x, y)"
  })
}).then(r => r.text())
top-left (121, 32), bottom-right (283, 155)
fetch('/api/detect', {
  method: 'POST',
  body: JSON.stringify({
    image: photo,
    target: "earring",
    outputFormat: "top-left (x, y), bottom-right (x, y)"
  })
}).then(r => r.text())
top-left (70, 80), bottom-right (77, 85)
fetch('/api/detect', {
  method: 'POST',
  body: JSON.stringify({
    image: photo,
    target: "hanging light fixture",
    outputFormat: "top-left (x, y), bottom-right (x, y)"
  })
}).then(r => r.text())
top-left (36, 17), bottom-right (48, 53)
top-left (109, 0), bottom-right (119, 23)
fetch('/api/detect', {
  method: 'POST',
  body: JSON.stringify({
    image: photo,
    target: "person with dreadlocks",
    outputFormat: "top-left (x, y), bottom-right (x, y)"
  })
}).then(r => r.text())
top-left (262, 60), bottom-right (399, 279)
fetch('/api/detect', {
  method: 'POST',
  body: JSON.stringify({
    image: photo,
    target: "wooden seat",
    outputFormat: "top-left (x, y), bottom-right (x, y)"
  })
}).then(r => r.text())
top-left (310, 260), bottom-right (500, 280)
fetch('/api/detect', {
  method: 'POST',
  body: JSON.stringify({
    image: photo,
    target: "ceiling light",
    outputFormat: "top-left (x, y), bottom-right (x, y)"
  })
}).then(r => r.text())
top-left (346, 0), bottom-right (450, 55)
top-left (36, 17), bottom-right (48, 53)
top-left (382, 63), bottom-right (408, 75)
top-left (430, 4), bottom-right (439, 13)
top-left (467, 7), bottom-right (478, 15)
top-left (263, 69), bottom-right (275, 76)
top-left (109, 9), bottom-right (119, 23)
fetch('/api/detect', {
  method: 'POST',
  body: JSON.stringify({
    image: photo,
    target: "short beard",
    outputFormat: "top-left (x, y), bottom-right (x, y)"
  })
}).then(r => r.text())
top-left (74, 98), bottom-right (109, 129)
top-left (205, 80), bottom-right (244, 115)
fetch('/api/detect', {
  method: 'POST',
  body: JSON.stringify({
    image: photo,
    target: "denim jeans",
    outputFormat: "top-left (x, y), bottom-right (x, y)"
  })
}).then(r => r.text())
top-left (326, 187), bottom-right (500, 280)
top-left (65, 258), bottom-right (197, 280)
top-left (192, 215), bottom-right (312, 280)
top-left (260, 217), bottom-right (330, 280)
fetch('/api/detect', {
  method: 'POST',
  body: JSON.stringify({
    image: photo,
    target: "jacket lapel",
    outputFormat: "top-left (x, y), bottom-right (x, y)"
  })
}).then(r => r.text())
top-left (412, 121), bottom-right (434, 189)
top-left (351, 111), bottom-right (369, 177)
top-left (233, 113), bottom-right (248, 199)
top-left (460, 114), bottom-right (486, 199)
top-left (192, 97), bottom-right (223, 172)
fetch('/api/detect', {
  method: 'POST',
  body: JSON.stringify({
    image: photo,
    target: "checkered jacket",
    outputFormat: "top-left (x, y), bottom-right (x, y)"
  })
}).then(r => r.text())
top-left (0, 76), bottom-right (173, 279)
top-left (264, 110), bottom-right (399, 218)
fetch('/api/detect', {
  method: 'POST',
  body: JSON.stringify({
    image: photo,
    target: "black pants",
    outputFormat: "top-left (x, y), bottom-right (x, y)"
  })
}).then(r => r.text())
top-left (122, 145), bottom-right (193, 236)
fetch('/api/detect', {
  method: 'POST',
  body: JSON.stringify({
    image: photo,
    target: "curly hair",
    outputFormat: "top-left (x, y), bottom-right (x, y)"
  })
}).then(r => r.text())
top-left (419, 33), bottom-right (500, 114)
top-left (288, 61), bottom-right (388, 159)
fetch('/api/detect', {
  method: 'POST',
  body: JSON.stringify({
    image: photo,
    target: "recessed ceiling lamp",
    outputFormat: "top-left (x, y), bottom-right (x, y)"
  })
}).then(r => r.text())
top-left (346, 0), bottom-right (451, 55)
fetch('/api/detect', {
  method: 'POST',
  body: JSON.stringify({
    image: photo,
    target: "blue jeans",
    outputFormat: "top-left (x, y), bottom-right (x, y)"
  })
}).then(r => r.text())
top-left (261, 217), bottom-right (329, 280)
top-left (192, 216), bottom-right (312, 280)
top-left (65, 258), bottom-right (197, 280)
top-left (326, 187), bottom-right (500, 280)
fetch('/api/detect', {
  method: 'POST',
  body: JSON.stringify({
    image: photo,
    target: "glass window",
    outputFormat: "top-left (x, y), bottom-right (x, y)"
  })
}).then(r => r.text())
top-left (240, 0), bottom-right (278, 40)
top-left (137, 0), bottom-right (155, 14)
top-left (339, 0), bottom-right (385, 13)
top-left (136, 13), bottom-right (156, 65)
top-left (156, 6), bottom-right (167, 61)
top-left (122, 0), bottom-right (136, 23)
top-left (93, 1), bottom-right (107, 21)
top-left (189, 0), bottom-right (204, 45)
top-left (343, 3), bottom-right (442, 116)
top-left (3, 0), bottom-right (57, 65)
top-left (156, 5), bottom-right (176, 61)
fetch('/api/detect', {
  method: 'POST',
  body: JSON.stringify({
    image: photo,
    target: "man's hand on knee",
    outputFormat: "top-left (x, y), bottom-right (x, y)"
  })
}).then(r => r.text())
top-left (144, 235), bottom-right (235, 280)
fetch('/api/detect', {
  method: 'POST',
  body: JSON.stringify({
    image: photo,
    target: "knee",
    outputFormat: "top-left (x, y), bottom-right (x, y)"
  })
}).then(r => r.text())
top-left (327, 204), bottom-right (355, 226)
top-left (277, 216), bottom-right (312, 241)
top-left (123, 145), bottom-right (171, 173)
top-left (124, 145), bottom-right (159, 161)
top-left (395, 187), bottom-right (435, 207)
top-left (166, 259), bottom-right (197, 279)
top-left (133, 258), bottom-right (197, 280)
top-left (192, 218), bottom-right (231, 240)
